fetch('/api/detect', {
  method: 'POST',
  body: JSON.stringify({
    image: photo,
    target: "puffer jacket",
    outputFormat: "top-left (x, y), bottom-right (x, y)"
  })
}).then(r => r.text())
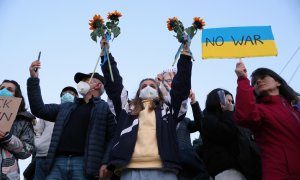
top-left (0, 111), bottom-right (35, 180)
top-left (27, 77), bottom-right (116, 179)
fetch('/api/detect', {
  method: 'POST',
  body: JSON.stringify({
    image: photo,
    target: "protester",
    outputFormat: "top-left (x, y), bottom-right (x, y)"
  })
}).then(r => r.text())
top-left (27, 62), bottom-right (116, 180)
top-left (0, 80), bottom-right (35, 179)
top-left (176, 91), bottom-right (209, 180)
top-left (234, 61), bottom-right (300, 179)
top-left (60, 86), bottom-right (78, 104)
top-left (155, 68), bottom-right (177, 98)
top-left (201, 88), bottom-right (246, 180)
top-left (35, 86), bottom-right (78, 180)
top-left (156, 69), bottom-right (209, 180)
top-left (100, 36), bottom-right (192, 180)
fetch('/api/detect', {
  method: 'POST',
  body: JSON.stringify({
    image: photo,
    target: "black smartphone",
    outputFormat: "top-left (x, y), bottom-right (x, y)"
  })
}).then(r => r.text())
top-left (35, 51), bottom-right (41, 72)
top-left (217, 90), bottom-right (226, 106)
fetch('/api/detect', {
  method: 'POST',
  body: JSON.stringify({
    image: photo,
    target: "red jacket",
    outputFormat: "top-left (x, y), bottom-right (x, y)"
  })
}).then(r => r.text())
top-left (233, 77), bottom-right (300, 180)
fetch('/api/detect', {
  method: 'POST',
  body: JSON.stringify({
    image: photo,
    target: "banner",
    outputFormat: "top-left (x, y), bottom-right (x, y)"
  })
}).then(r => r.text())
top-left (202, 26), bottom-right (278, 59)
top-left (0, 97), bottom-right (22, 132)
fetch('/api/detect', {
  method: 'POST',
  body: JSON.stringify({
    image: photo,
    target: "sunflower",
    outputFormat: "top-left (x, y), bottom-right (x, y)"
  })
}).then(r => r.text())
top-left (107, 10), bottom-right (122, 21)
top-left (193, 17), bottom-right (205, 30)
top-left (167, 17), bottom-right (180, 31)
top-left (89, 14), bottom-right (105, 30)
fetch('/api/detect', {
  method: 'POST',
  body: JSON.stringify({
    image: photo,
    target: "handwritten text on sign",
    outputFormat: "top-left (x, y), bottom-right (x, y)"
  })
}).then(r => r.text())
top-left (202, 26), bottom-right (278, 59)
top-left (0, 97), bottom-right (21, 132)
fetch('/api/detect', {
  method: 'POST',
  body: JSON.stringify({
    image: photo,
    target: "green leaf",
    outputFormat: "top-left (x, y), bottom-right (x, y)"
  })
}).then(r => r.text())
top-left (96, 28), bottom-right (104, 37)
top-left (176, 32), bottom-right (183, 43)
top-left (185, 26), bottom-right (196, 39)
top-left (111, 26), bottom-right (121, 39)
top-left (106, 21), bottom-right (113, 29)
top-left (90, 31), bottom-right (97, 42)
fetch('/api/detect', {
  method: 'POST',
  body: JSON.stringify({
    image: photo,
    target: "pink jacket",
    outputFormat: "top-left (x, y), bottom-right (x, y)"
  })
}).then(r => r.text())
top-left (233, 77), bottom-right (300, 180)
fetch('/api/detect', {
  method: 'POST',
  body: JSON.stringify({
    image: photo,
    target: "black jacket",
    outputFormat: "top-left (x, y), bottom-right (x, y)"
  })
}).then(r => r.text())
top-left (201, 110), bottom-right (240, 177)
top-left (101, 54), bottom-right (192, 173)
top-left (27, 78), bottom-right (116, 179)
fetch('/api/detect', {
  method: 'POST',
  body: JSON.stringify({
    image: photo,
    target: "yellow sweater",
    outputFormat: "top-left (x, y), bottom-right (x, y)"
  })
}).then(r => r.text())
top-left (126, 101), bottom-right (162, 168)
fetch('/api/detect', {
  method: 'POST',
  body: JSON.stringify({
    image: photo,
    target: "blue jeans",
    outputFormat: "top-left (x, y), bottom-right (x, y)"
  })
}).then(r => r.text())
top-left (46, 156), bottom-right (88, 180)
top-left (121, 169), bottom-right (177, 180)
top-left (34, 157), bottom-right (47, 180)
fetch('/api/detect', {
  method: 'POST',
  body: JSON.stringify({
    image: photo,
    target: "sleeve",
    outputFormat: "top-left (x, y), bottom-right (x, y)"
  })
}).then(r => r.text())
top-left (102, 108), bottom-right (116, 164)
top-left (202, 111), bottom-right (237, 144)
top-left (187, 101), bottom-right (203, 133)
top-left (170, 54), bottom-right (192, 120)
top-left (101, 54), bottom-right (128, 118)
top-left (0, 119), bottom-right (34, 159)
top-left (27, 77), bottom-right (60, 121)
top-left (233, 76), bottom-right (263, 130)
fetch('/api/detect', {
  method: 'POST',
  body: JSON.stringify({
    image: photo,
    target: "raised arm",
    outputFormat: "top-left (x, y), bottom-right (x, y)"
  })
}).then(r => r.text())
top-left (100, 38), bottom-right (127, 118)
top-left (186, 91), bottom-right (202, 133)
top-left (27, 60), bottom-right (59, 121)
top-left (170, 46), bottom-right (192, 120)
top-left (233, 60), bottom-right (263, 130)
top-left (189, 102), bottom-right (203, 133)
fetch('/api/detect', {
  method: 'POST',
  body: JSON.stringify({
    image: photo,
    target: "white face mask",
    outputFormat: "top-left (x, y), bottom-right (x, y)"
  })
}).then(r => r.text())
top-left (77, 81), bottom-right (90, 96)
top-left (139, 85), bottom-right (159, 100)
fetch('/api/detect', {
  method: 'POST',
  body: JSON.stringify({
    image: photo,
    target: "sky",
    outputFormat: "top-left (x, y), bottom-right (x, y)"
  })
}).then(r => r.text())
top-left (1, 0), bottom-right (300, 178)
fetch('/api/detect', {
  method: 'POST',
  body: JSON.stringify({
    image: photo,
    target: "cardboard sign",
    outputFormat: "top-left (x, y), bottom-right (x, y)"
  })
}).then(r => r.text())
top-left (0, 97), bottom-right (22, 132)
top-left (202, 26), bottom-right (278, 59)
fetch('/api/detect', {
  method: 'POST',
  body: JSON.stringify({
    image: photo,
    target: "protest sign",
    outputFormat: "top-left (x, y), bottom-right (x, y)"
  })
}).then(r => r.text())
top-left (0, 97), bottom-right (21, 132)
top-left (202, 26), bottom-right (277, 59)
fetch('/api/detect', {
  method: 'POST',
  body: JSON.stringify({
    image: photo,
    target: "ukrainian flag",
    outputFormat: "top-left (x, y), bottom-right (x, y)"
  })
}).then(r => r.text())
top-left (202, 26), bottom-right (278, 59)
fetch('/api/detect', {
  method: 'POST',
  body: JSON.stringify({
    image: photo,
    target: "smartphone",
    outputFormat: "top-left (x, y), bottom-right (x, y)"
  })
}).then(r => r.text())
top-left (35, 51), bottom-right (41, 72)
top-left (217, 90), bottom-right (226, 106)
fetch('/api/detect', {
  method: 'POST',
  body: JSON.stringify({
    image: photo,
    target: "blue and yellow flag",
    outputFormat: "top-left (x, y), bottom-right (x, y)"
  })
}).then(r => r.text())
top-left (202, 26), bottom-right (278, 59)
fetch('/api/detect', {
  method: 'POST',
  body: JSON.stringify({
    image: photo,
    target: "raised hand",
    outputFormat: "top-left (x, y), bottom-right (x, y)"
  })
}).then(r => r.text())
top-left (29, 60), bottom-right (41, 78)
top-left (235, 58), bottom-right (247, 78)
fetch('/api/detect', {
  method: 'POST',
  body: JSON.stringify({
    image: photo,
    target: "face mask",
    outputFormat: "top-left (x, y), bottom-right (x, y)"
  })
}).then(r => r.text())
top-left (0, 88), bottom-right (13, 97)
top-left (139, 86), bottom-right (159, 100)
top-left (61, 93), bottom-right (75, 103)
top-left (77, 81), bottom-right (90, 96)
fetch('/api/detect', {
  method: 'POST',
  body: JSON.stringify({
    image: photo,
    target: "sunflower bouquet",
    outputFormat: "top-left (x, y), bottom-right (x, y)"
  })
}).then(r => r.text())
top-left (167, 17), bottom-right (205, 66)
top-left (88, 11), bottom-right (122, 82)
top-left (89, 10), bottom-right (122, 42)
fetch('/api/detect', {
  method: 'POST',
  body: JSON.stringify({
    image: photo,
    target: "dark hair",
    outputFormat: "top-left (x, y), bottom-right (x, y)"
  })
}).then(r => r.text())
top-left (60, 86), bottom-right (78, 97)
top-left (251, 68), bottom-right (299, 104)
top-left (130, 78), bottom-right (164, 116)
top-left (1, 80), bottom-right (26, 112)
top-left (205, 88), bottom-right (234, 115)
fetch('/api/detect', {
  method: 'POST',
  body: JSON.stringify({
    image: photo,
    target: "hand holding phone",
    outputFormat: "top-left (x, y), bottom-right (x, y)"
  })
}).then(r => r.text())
top-left (35, 51), bottom-right (41, 72)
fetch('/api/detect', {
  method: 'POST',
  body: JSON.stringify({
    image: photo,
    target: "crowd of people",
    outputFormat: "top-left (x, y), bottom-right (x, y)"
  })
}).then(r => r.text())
top-left (0, 36), bottom-right (299, 180)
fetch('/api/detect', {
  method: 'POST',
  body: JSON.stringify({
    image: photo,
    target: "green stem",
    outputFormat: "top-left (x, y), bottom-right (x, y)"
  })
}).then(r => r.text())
top-left (89, 53), bottom-right (102, 84)
top-left (106, 44), bottom-right (114, 82)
